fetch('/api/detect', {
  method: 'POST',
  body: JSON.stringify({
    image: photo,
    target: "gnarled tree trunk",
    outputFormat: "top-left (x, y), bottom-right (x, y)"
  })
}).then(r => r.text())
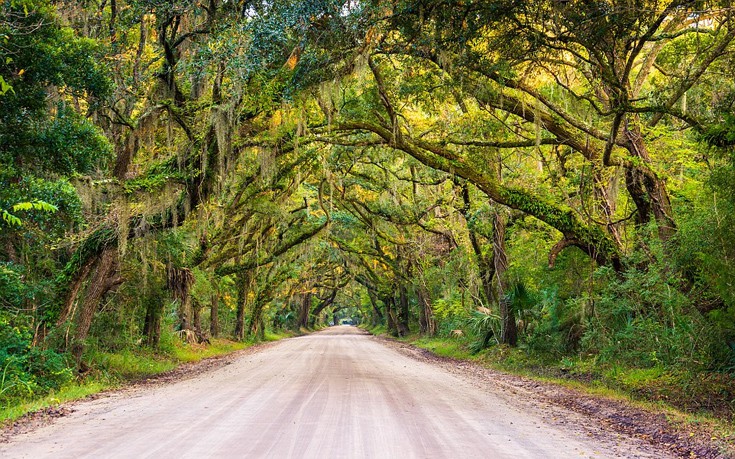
top-left (247, 300), bottom-right (265, 340)
top-left (623, 115), bottom-right (676, 241)
top-left (143, 294), bottom-right (163, 347)
top-left (234, 273), bottom-right (249, 340)
top-left (367, 290), bottom-right (383, 327)
top-left (210, 288), bottom-right (219, 338)
top-left (383, 295), bottom-right (398, 337)
top-left (167, 264), bottom-right (194, 332)
top-left (192, 300), bottom-right (202, 338)
top-left (71, 247), bottom-right (122, 367)
top-left (310, 289), bottom-right (337, 327)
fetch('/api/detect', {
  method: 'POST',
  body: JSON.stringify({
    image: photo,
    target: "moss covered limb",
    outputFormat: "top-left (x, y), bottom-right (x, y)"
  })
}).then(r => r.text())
top-left (334, 121), bottom-right (622, 269)
top-left (216, 220), bottom-right (329, 276)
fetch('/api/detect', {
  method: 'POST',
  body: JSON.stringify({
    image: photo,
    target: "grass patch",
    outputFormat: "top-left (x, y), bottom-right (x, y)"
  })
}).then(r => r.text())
top-left (0, 380), bottom-right (110, 424)
top-left (91, 349), bottom-right (177, 378)
top-left (264, 330), bottom-right (295, 341)
top-left (169, 338), bottom-right (250, 363)
top-left (362, 324), bottom-right (387, 336)
top-left (411, 336), bottom-right (468, 359)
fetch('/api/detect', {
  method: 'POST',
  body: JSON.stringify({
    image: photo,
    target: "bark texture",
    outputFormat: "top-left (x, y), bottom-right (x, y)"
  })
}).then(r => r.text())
top-left (493, 212), bottom-right (517, 346)
top-left (71, 247), bottom-right (121, 367)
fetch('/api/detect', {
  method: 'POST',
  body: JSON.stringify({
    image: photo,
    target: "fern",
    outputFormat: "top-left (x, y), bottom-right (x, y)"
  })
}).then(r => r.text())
top-left (1, 200), bottom-right (58, 227)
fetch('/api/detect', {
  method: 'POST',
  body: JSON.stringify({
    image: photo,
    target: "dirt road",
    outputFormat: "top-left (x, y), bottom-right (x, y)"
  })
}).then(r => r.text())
top-left (2, 327), bottom-right (673, 458)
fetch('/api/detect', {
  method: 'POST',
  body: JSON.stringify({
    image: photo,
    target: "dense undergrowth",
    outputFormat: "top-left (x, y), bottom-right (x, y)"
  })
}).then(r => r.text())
top-left (387, 330), bottom-right (735, 454)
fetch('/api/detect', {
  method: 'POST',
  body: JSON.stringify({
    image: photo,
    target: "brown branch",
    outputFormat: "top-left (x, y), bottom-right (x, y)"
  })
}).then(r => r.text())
top-left (548, 237), bottom-right (580, 268)
top-left (447, 138), bottom-right (565, 149)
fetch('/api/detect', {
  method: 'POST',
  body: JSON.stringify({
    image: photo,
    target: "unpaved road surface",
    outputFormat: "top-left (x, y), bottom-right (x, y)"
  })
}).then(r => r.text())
top-left (1, 327), bottom-right (678, 458)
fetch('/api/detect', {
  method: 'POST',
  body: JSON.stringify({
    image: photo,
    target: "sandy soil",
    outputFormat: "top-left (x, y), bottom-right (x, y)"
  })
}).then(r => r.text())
top-left (0, 327), bottom-right (721, 458)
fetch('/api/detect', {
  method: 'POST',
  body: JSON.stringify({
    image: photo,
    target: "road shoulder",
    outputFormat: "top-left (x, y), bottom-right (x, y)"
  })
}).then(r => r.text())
top-left (372, 333), bottom-right (733, 459)
top-left (0, 339), bottom-right (281, 443)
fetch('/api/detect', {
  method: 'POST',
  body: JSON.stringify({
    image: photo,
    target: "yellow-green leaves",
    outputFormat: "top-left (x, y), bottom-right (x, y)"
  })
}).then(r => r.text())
top-left (1, 200), bottom-right (58, 227)
top-left (0, 75), bottom-right (12, 95)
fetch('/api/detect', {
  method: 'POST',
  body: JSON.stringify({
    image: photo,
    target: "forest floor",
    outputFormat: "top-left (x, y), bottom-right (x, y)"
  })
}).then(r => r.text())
top-left (374, 331), bottom-right (734, 459)
top-left (2, 326), bottom-right (729, 458)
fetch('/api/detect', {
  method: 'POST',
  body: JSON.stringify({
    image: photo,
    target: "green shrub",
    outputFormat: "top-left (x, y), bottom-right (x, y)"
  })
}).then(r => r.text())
top-left (0, 263), bottom-right (27, 310)
top-left (466, 308), bottom-right (499, 353)
top-left (0, 313), bottom-right (73, 402)
top-left (523, 287), bottom-right (585, 357)
top-left (581, 263), bottom-right (725, 371)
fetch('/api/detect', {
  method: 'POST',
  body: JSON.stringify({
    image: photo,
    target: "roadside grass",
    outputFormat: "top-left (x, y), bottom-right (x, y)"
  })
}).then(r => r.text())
top-left (169, 338), bottom-right (251, 363)
top-left (364, 324), bottom-right (386, 336)
top-left (411, 336), bottom-right (466, 359)
top-left (264, 330), bottom-right (293, 341)
top-left (1, 333), bottom-right (292, 426)
top-left (91, 349), bottom-right (177, 378)
top-left (367, 328), bottom-right (735, 446)
top-left (0, 380), bottom-right (109, 424)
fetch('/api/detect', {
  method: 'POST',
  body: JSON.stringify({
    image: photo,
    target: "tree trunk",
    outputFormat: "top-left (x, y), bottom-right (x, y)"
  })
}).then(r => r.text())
top-left (368, 291), bottom-right (383, 327)
top-left (461, 182), bottom-right (496, 307)
top-left (210, 290), bottom-right (219, 338)
top-left (623, 116), bottom-right (676, 241)
top-left (247, 301), bottom-right (265, 340)
top-left (472, 231), bottom-right (495, 306)
top-left (310, 289), bottom-right (337, 327)
top-left (143, 295), bottom-right (163, 347)
top-left (108, 0), bottom-right (117, 48)
top-left (397, 284), bottom-right (410, 337)
top-left (384, 296), bottom-right (398, 337)
top-left (493, 211), bottom-right (517, 346)
top-left (167, 265), bottom-right (194, 332)
top-left (234, 274), bottom-right (248, 340)
top-left (56, 257), bottom-right (95, 327)
top-left (71, 247), bottom-right (121, 367)
top-left (132, 15), bottom-right (147, 84)
top-left (297, 292), bottom-right (311, 329)
top-left (178, 295), bottom-right (192, 331)
top-left (417, 286), bottom-right (436, 336)
top-left (192, 301), bottom-right (202, 337)
top-left (176, 292), bottom-right (192, 332)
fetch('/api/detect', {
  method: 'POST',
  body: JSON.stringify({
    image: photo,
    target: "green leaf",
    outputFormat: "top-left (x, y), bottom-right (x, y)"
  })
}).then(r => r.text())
top-left (2, 210), bottom-right (22, 227)
top-left (0, 76), bottom-right (13, 96)
top-left (11, 200), bottom-right (59, 213)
